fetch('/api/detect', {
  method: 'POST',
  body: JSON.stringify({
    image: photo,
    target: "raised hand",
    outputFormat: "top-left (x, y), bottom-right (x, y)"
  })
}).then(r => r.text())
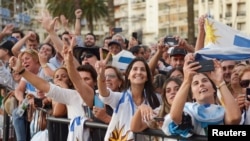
top-left (157, 37), bottom-right (169, 53)
top-left (60, 15), bottom-right (69, 29)
top-left (1, 24), bottom-right (14, 35)
top-left (95, 60), bottom-right (106, 76)
top-left (183, 53), bottom-right (200, 82)
top-left (9, 56), bottom-right (23, 74)
top-left (198, 14), bottom-right (207, 31)
top-left (38, 10), bottom-right (59, 33)
top-left (206, 59), bottom-right (224, 85)
top-left (75, 9), bottom-right (82, 19)
top-left (38, 51), bottom-right (49, 66)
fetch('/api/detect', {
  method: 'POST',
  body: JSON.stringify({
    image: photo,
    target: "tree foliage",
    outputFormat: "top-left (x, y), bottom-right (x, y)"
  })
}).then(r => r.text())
top-left (46, 0), bottom-right (109, 33)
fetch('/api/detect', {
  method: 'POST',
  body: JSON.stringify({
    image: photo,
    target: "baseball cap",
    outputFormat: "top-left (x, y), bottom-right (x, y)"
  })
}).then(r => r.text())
top-left (108, 40), bottom-right (121, 48)
top-left (0, 36), bottom-right (18, 56)
top-left (169, 47), bottom-right (187, 57)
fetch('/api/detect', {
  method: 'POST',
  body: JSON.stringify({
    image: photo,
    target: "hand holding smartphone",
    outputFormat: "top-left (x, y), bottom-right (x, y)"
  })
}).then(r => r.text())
top-left (189, 60), bottom-right (215, 72)
top-left (246, 88), bottom-right (250, 101)
top-left (164, 37), bottom-right (178, 46)
top-left (154, 117), bottom-right (164, 122)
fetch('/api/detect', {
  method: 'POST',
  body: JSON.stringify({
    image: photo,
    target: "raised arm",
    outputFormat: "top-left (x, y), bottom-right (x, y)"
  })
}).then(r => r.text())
top-left (207, 60), bottom-right (241, 124)
top-left (10, 56), bottom-right (50, 93)
top-left (40, 11), bottom-right (64, 55)
top-left (148, 38), bottom-right (168, 75)
top-left (95, 60), bottom-right (110, 97)
top-left (38, 51), bottom-right (55, 78)
top-left (60, 15), bottom-right (72, 34)
top-left (175, 36), bottom-right (194, 53)
top-left (63, 39), bottom-right (94, 107)
top-left (0, 24), bottom-right (14, 41)
top-left (169, 53), bottom-right (198, 124)
top-left (195, 15), bottom-right (206, 52)
top-left (11, 32), bottom-right (35, 57)
top-left (74, 9), bottom-right (82, 36)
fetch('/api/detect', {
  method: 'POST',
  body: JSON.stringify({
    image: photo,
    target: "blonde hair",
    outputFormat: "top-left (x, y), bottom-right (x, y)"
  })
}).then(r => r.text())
top-left (19, 49), bottom-right (39, 63)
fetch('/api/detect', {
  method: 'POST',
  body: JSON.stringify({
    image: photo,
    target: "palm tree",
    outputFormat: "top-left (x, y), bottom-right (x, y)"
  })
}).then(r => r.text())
top-left (107, 0), bottom-right (115, 28)
top-left (187, 0), bottom-right (195, 45)
top-left (80, 0), bottom-right (109, 33)
top-left (46, 0), bottom-right (109, 33)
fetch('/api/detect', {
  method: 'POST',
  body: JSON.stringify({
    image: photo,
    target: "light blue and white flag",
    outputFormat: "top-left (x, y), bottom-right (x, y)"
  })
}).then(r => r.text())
top-left (195, 17), bottom-right (250, 61)
top-left (112, 50), bottom-right (135, 71)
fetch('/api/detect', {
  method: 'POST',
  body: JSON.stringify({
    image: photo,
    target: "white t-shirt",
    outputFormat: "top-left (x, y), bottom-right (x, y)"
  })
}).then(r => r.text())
top-left (46, 83), bottom-right (86, 119)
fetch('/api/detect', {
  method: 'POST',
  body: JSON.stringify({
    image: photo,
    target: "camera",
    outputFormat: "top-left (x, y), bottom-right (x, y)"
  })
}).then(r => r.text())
top-left (246, 88), bottom-right (250, 101)
top-left (164, 37), bottom-right (178, 46)
top-left (112, 27), bottom-right (123, 33)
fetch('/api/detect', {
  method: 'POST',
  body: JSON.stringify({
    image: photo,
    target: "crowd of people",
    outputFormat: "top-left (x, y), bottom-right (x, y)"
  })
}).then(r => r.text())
top-left (0, 9), bottom-right (249, 141)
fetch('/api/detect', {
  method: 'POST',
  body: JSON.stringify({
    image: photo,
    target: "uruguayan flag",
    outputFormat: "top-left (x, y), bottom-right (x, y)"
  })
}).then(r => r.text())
top-left (195, 17), bottom-right (250, 61)
top-left (112, 50), bottom-right (135, 71)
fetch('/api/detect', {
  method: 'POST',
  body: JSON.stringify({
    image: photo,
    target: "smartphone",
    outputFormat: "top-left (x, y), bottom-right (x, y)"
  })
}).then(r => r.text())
top-left (246, 88), bottom-right (250, 101)
top-left (154, 117), bottom-right (164, 122)
top-left (164, 37), bottom-right (178, 46)
top-left (196, 60), bottom-right (215, 73)
top-left (34, 98), bottom-right (43, 108)
top-left (132, 32), bottom-right (138, 39)
top-left (113, 27), bottom-right (123, 33)
top-left (94, 95), bottom-right (104, 108)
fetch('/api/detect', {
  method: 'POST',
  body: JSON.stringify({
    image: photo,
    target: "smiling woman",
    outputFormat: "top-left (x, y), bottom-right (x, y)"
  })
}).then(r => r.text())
top-left (96, 57), bottom-right (160, 141)
top-left (161, 53), bottom-right (241, 138)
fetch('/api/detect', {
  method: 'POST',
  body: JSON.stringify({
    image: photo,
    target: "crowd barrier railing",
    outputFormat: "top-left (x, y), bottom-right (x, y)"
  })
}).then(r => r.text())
top-left (1, 85), bottom-right (13, 141)
top-left (46, 116), bottom-right (208, 141)
top-left (1, 81), bottom-right (207, 141)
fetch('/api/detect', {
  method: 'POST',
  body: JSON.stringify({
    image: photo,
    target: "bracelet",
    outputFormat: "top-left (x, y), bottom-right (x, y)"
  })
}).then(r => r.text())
top-left (41, 64), bottom-right (48, 68)
top-left (216, 81), bottom-right (226, 89)
top-left (18, 69), bottom-right (26, 75)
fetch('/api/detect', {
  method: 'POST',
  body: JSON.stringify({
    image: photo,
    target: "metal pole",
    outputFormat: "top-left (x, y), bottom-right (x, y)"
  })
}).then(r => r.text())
top-left (0, 0), bottom-right (2, 31)
top-left (168, 6), bottom-right (170, 36)
top-left (2, 87), bottom-right (10, 141)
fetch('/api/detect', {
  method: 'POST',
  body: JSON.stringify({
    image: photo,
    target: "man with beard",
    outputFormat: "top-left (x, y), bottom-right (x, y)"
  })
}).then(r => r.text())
top-left (84, 33), bottom-right (98, 48)
top-left (221, 60), bottom-right (236, 84)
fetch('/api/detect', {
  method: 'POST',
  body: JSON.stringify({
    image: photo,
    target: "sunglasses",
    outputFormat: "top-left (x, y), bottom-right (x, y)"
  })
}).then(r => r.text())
top-left (239, 80), bottom-right (250, 88)
top-left (105, 74), bottom-right (117, 79)
top-left (80, 53), bottom-right (94, 60)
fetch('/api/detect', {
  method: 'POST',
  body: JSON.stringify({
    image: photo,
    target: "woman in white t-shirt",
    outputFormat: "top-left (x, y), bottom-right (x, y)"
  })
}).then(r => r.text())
top-left (95, 57), bottom-right (161, 141)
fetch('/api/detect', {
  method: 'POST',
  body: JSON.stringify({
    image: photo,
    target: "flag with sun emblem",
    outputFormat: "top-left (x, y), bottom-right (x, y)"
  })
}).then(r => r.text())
top-left (195, 17), bottom-right (250, 61)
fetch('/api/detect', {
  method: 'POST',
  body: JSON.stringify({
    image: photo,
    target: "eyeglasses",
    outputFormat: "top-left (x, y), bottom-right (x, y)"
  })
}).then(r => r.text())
top-left (105, 74), bottom-right (117, 79)
top-left (239, 80), bottom-right (250, 88)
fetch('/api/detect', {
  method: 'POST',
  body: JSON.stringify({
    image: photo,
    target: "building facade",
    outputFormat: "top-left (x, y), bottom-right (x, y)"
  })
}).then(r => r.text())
top-left (1, 0), bottom-right (250, 45)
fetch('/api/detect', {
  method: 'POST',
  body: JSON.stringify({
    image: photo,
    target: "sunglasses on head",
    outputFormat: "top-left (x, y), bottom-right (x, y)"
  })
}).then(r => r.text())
top-left (239, 80), bottom-right (250, 88)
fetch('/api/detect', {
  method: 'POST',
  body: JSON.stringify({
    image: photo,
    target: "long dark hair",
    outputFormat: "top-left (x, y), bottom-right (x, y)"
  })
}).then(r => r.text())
top-left (124, 57), bottom-right (160, 109)
top-left (158, 77), bottom-right (183, 118)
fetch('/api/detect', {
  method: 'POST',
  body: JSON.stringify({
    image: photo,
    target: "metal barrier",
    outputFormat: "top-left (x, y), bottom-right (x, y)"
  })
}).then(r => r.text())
top-left (0, 83), bottom-right (207, 141)
top-left (1, 85), bottom-right (12, 141)
top-left (46, 116), bottom-right (208, 141)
